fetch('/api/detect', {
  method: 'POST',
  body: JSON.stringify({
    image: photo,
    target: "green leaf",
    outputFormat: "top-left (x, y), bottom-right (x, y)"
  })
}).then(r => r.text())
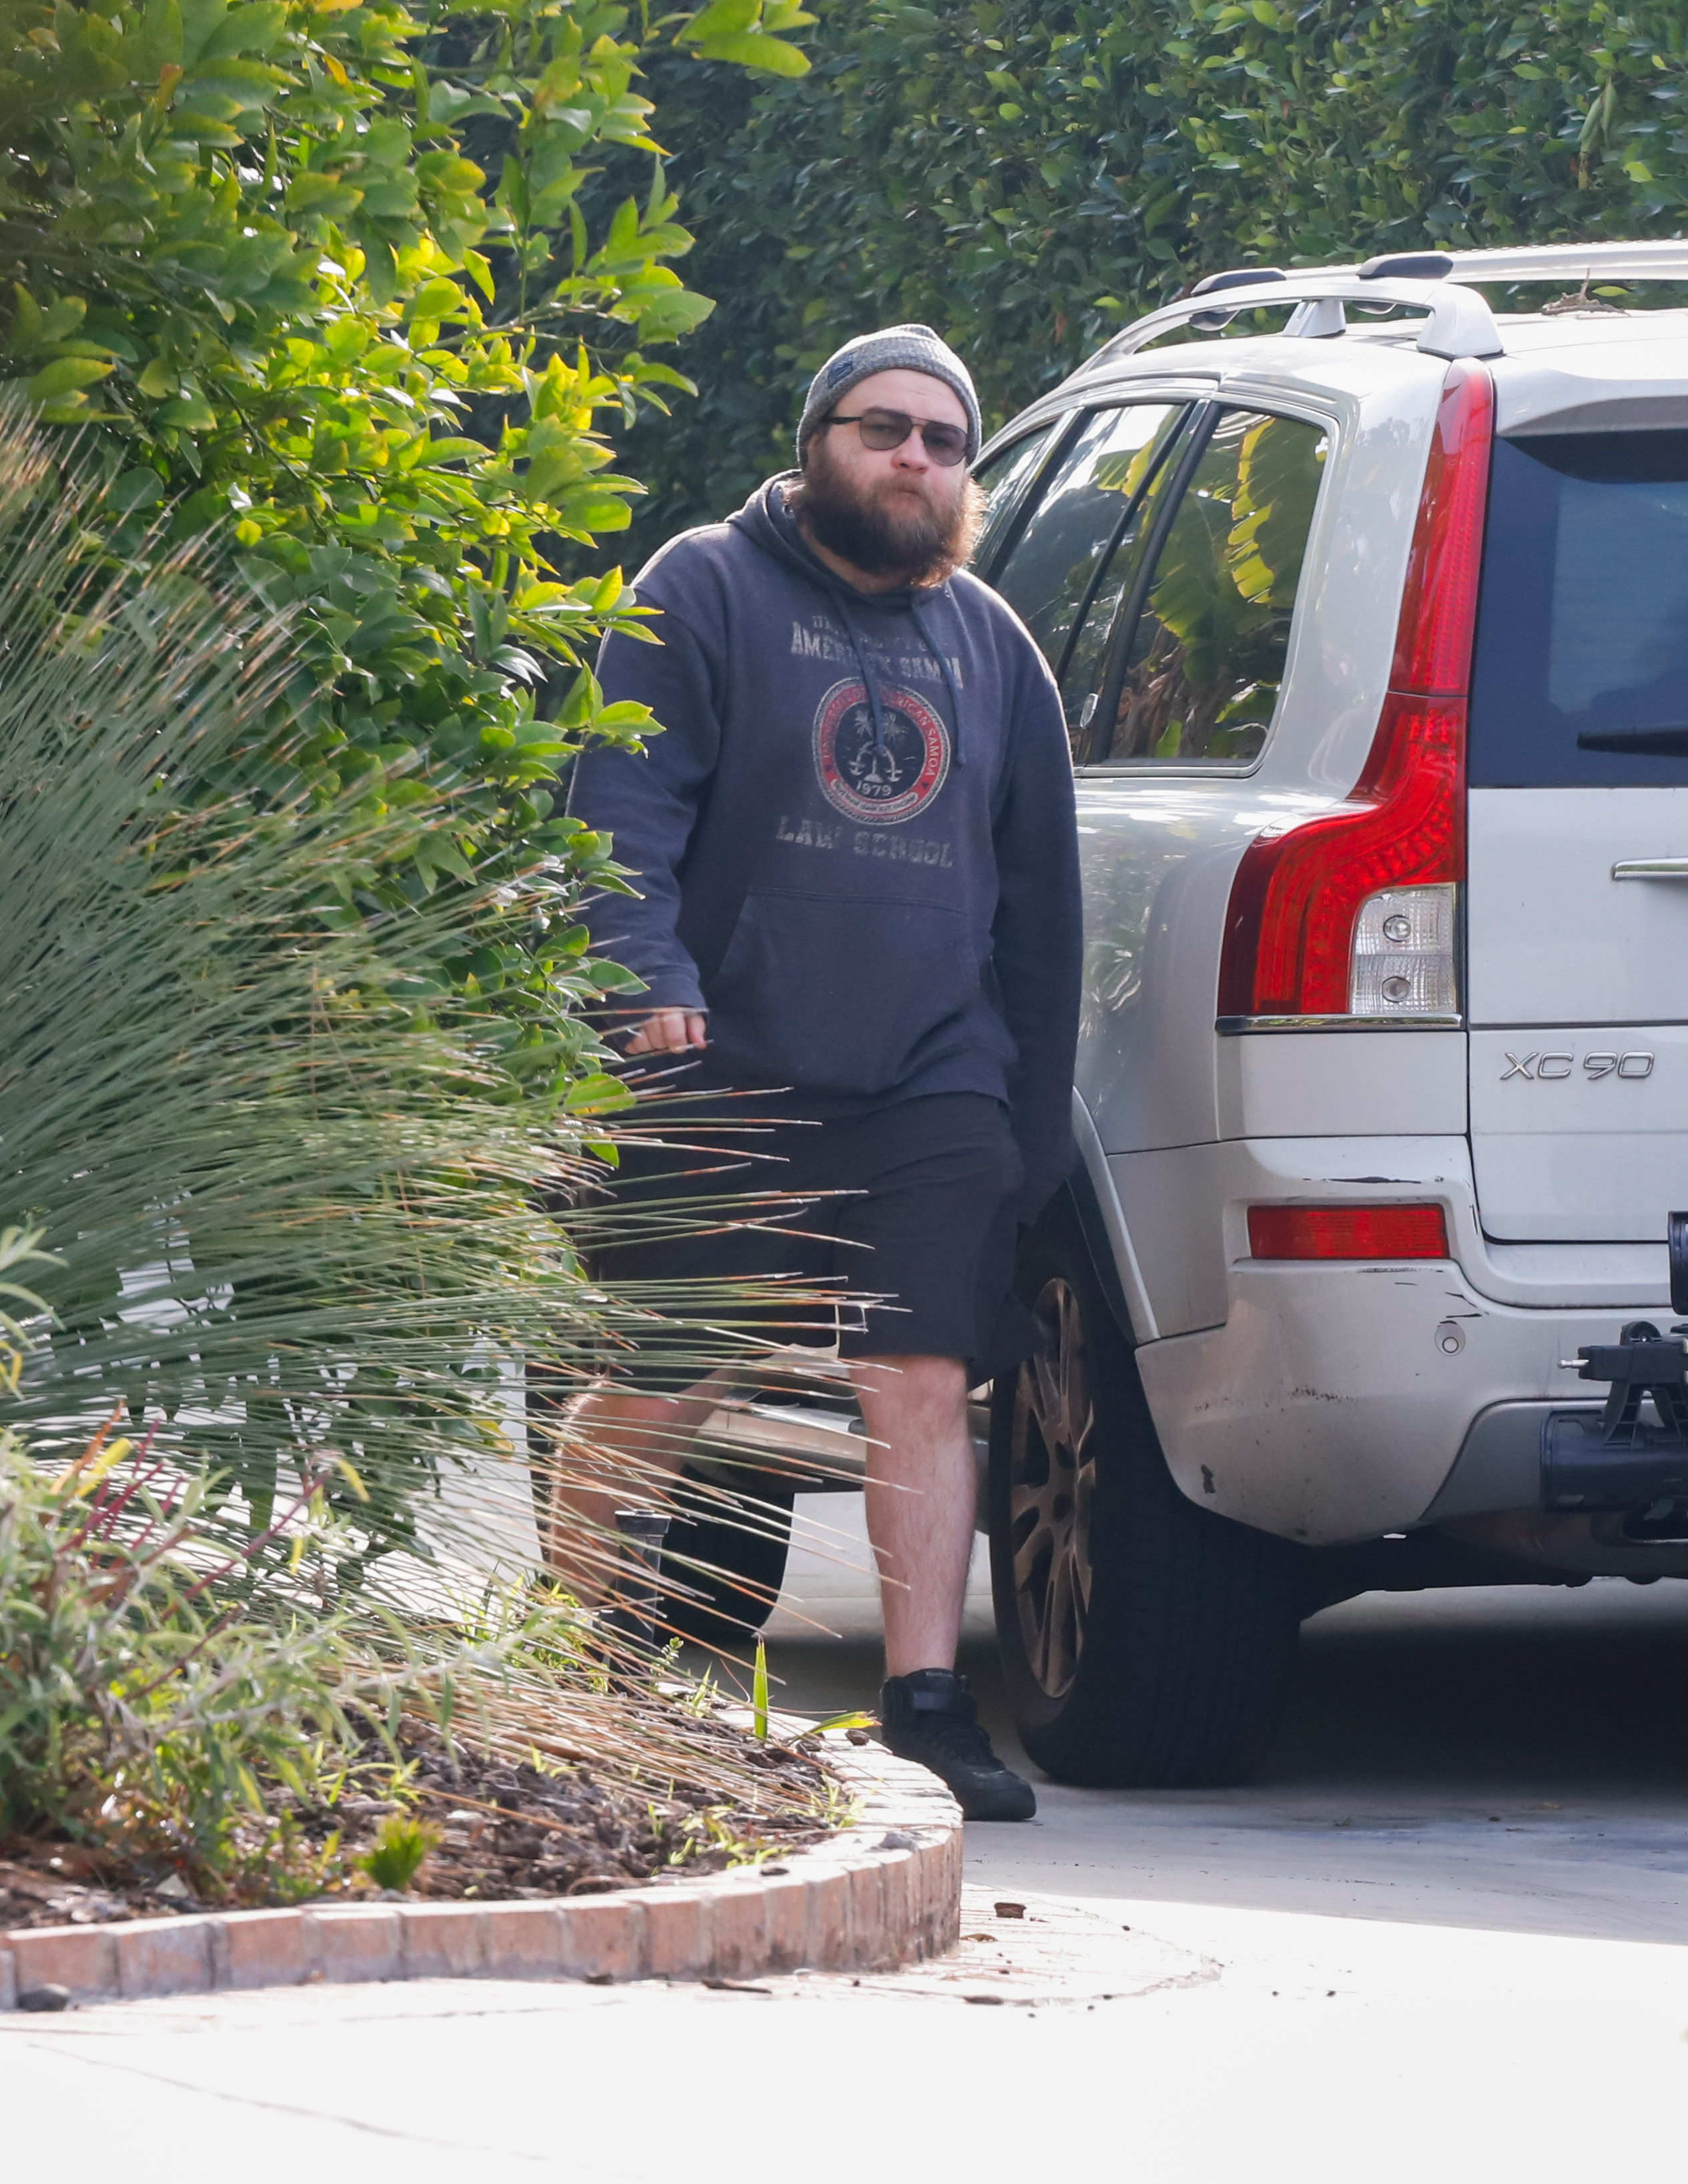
top-left (154, 391), bottom-right (218, 431)
top-left (403, 277), bottom-right (468, 322)
top-left (562, 1073), bottom-right (635, 1114)
top-left (110, 468), bottom-right (166, 510)
top-left (7, 286), bottom-right (43, 356)
top-left (27, 357), bottom-right (112, 402)
top-left (201, 2), bottom-right (286, 59)
top-left (693, 29), bottom-right (810, 75)
top-left (679, 0), bottom-right (761, 41)
top-left (585, 961), bottom-right (643, 991)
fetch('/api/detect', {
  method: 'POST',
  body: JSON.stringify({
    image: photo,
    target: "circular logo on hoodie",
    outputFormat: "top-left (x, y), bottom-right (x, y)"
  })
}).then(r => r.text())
top-left (812, 679), bottom-right (951, 826)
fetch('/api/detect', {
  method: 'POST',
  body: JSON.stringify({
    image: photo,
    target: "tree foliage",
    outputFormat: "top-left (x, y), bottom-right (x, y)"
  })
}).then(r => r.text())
top-left (0, 0), bottom-right (809, 1094)
top-left (614, 0), bottom-right (1688, 546)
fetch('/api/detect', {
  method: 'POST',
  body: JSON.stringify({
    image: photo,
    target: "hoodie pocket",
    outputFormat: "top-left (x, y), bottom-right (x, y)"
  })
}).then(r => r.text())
top-left (704, 889), bottom-right (979, 1097)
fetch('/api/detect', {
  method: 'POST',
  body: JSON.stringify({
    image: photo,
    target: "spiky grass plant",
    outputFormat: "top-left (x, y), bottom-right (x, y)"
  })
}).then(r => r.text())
top-left (0, 404), bottom-right (843, 1890)
top-left (0, 438), bottom-right (562, 1563)
top-left (0, 400), bottom-right (813, 1588)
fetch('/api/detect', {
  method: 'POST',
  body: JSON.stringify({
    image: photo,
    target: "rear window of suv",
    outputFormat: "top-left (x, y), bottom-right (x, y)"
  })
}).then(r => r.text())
top-left (1470, 430), bottom-right (1688, 786)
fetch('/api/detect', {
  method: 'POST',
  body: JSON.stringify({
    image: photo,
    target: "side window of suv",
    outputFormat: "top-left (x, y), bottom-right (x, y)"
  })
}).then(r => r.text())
top-left (1088, 408), bottom-right (1329, 769)
top-left (989, 403), bottom-right (1190, 738)
top-left (969, 422), bottom-right (1060, 578)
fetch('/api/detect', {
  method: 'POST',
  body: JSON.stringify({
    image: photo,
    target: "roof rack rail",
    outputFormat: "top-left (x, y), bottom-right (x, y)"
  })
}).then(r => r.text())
top-left (1096, 272), bottom-right (1505, 365)
top-left (1190, 267), bottom-right (1288, 296)
top-left (1376, 241), bottom-right (1688, 284)
top-left (1094, 239), bottom-right (1688, 368)
top-left (1359, 252), bottom-right (1454, 282)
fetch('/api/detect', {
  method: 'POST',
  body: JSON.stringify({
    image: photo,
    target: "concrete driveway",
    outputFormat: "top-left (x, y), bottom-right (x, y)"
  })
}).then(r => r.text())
top-left (767, 1490), bottom-right (1688, 1945)
top-left (7, 1491), bottom-right (1688, 2181)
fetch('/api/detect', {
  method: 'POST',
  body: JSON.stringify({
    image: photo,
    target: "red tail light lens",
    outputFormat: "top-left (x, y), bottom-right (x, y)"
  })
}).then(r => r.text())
top-left (1391, 360), bottom-right (1495, 698)
top-left (1247, 1203), bottom-right (1450, 1260)
top-left (1218, 361), bottom-right (1493, 1023)
top-left (1217, 693), bottom-right (1463, 1017)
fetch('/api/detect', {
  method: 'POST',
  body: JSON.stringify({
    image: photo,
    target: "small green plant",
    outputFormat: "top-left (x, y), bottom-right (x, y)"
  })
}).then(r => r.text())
top-left (681, 1662), bottom-right (720, 1720)
top-left (753, 1635), bottom-right (770, 1742)
top-left (356, 1813), bottom-right (439, 1894)
top-left (0, 1424), bottom-right (399, 1891)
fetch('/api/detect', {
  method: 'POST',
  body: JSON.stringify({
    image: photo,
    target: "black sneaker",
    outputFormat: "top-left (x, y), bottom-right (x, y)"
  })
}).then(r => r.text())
top-left (879, 1669), bottom-right (1037, 1822)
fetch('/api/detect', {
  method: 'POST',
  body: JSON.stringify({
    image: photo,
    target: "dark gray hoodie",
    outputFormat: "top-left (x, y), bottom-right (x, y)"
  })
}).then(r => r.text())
top-left (568, 477), bottom-right (1081, 1218)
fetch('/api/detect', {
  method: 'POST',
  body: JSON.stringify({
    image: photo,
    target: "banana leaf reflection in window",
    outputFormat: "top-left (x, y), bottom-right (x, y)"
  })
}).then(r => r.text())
top-left (1098, 410), bottom-right (1327, 767)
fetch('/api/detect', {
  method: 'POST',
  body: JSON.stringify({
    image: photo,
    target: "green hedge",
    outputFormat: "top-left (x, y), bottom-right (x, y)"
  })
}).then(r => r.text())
top-left (613, 0), bottom-right (1688, 548)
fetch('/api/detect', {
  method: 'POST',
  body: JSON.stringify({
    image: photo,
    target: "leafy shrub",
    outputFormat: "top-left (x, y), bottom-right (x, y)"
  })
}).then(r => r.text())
top-left (0, 0), bottom-right (812, 1090)
top-left (0, 1401), bottom-right (834, 1904)
top-left (0, 1413), bottom-right (404, 1896)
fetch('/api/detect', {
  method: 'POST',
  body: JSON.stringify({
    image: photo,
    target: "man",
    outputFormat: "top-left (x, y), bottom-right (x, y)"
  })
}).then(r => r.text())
top-left (564, 325), bottom-right (1082, 1820)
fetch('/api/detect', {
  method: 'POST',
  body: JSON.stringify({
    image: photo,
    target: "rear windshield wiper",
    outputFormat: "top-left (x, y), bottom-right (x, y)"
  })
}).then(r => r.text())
top-left (1576, 725), bottom-right (1688, 757)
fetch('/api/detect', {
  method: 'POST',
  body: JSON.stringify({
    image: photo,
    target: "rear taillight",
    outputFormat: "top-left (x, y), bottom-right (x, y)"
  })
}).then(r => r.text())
top-left (1247, 1203), bottom-right (1450, 1260)
top-left (1218, 360), bottom-right (1494, 1027)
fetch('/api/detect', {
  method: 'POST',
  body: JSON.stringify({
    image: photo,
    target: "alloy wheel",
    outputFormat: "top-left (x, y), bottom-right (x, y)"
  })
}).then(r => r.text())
top-left (1007, 1275), bottom-right (1098, 1698)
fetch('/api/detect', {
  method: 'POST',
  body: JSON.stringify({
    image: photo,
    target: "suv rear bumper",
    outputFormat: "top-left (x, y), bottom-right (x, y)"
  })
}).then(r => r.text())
top-left (1134, 1254), bottom-right (1671, 1546)
top-left (1106, 1133), bottom-right (1673, 1333)
top-left (1104, 1130), bottom-right (1681, 1544)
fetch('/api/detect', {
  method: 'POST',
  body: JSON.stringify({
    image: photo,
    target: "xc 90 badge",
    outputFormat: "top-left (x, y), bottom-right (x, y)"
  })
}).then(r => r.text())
top-left (1501, 1051), bottom-right (1655, 1081)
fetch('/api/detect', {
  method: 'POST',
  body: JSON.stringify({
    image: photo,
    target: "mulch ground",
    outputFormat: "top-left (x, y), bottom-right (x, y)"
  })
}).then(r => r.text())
top-left (0, 1720), bottom-right (837, 1934)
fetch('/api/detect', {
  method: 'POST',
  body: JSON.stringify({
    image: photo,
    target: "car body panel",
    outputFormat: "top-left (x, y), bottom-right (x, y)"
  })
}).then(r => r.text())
top-left (1063, 353), bottom-right (1447, 1159)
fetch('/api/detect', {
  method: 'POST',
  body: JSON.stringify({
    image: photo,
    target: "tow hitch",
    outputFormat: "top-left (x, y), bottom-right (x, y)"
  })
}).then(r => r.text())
top-left (1541, 1212), bottom-right (1688, 1518)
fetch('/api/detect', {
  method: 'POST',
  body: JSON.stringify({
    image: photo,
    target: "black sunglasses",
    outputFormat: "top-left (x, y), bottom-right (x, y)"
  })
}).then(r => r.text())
top-left (820, 408), bottom-right (969, 466)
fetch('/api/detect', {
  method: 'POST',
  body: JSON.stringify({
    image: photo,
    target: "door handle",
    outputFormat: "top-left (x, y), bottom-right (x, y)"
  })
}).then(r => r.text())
top-left (1611, 858), bottom-right (1688, 880)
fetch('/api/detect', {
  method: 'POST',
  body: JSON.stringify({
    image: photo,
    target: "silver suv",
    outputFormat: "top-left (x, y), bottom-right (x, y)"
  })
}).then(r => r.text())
top-left (965, 241), bottom-right (1688, 1786)
top-left (685, 243), bottom-right (1688, 1790)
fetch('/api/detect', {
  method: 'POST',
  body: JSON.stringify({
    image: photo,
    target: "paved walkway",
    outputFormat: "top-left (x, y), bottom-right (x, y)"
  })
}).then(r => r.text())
top-left (9, 1494), bottom-right (1688, 2179)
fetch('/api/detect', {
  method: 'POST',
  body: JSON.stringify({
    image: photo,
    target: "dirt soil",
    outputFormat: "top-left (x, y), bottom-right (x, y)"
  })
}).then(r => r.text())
top-left (0, 1720), bottom-right (836, 1935)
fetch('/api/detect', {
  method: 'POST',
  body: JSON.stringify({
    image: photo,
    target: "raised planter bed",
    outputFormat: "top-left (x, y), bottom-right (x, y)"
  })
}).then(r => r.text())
top-left (0, 1740), bottom-right (961, 2010)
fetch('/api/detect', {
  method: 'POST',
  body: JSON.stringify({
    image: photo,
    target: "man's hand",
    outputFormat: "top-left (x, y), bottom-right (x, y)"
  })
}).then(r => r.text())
top-left (622, 1009), bottom-right (709, 1056)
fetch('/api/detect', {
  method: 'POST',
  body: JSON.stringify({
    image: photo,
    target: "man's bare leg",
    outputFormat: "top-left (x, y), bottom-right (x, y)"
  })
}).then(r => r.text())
top-left (534, 1381), bottom-right (720, 1601)
top-left (853, 1353), bottom-right (976, 1676)
top-left (855, 1351), bottom-right (1035, 1819)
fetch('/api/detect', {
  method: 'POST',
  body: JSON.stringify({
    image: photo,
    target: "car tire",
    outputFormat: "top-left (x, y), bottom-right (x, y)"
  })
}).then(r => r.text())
top-left (988, 1195), bottom-right (1302, 1786)
top-left (661, 1474), bottom-right (795, 1648)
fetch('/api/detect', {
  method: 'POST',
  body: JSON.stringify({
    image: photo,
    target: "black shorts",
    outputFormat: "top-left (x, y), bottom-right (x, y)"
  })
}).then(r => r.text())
top-left (586, 1091), bottom-right (1025, 1394)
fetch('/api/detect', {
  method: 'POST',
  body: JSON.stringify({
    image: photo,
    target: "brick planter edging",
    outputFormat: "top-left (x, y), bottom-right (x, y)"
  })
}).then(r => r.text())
top-left (0, 1740), bottom-right (961, 2011)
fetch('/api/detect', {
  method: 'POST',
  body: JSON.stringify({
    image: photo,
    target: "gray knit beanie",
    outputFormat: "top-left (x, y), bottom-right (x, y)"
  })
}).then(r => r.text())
top-left (797, 324), bottom-right (981, 466)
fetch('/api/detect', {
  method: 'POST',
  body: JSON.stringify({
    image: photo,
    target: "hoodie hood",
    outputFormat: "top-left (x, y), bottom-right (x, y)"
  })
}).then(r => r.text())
top-left (730, 476), bottom-right (967, 765)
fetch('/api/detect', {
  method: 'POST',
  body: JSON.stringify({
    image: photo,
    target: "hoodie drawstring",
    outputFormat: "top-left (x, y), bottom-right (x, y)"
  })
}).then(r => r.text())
top-left (909, 594), bottom-right (964, 769)
top-left (831, 593), bottom-right (890, 758)
top-left (835, 589), bottom-right (965, 768)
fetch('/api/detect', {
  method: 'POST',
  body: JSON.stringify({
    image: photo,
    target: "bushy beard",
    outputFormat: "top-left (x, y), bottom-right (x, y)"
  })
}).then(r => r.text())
top-left (789, 445), bottom-right (985, 586)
